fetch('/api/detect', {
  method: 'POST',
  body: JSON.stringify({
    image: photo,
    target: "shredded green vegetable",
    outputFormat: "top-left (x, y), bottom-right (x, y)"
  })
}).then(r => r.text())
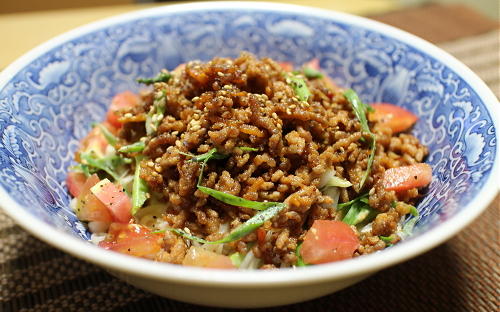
top-left (165, 203), bottom-right (286, 244)
top-left (295, 243), bottom-right (308, 267)
top-left (286, 74), bottom-right (312, 102)
top-left (146, 90), bottom-right (167, 136)
top-left (379, 235), bottom-right (394, 244)
top-left (239, 146), bottom-right (259, 152)
top-left (409, 205), bottom-right (419, 217)
top-left (137, 72), bottom-right (172, 85)
top-left (322, 175), bottom-right (352, 188)
top-left (337, 193), bottom-right (369, 209)
top-left (180, 148), bottom-right (228, 163)
top-left (402, 217), bottom-right (418, 237)
top-left (343, 89), bottom-right (377, 189)
top-left (131, 156), bottom-right (149, 215)
top-left (342, 200), bottom-right (377, 226)
top-left (197, 186), bottom-right (281, 211)
top-left (80, 152), bottom-right (130, 182)
top-left (71, 164), bottom-right (91, 177)
top-left (119, 141), bottom-right (145, 153)
top-left (303, 67), bottom-right (323, 79)
top-left (229, 252), bottom-right (245, 267)
top-left (94, 123), bottom-right (118, 147)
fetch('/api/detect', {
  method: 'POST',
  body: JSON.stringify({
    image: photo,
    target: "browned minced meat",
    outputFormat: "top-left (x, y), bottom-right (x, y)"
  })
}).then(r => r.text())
top-left (117, 52), bottom-right (428, 267)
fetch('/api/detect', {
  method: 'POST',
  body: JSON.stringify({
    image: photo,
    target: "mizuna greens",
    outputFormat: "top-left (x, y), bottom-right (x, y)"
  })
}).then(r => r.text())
top-left (343, 89), bottom-right (377, 190)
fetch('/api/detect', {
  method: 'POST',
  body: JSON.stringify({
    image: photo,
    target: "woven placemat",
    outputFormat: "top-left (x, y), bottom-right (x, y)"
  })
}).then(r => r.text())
top-left (1, 5), bottom-right (499, 312)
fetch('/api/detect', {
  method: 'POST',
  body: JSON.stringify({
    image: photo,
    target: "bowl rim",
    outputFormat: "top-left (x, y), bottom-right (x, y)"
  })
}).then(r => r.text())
top-left (0, 1), bottom-right (499, 287)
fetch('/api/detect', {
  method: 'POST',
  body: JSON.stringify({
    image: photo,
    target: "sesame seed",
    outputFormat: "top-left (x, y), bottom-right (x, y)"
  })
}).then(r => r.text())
top-left (124, 113), bottom-right (133, 118)
top-left (147, 161), bottom-right (154, 167)
top-left (217, 71), bottom-right (224, 77)
top-left (172, 131), bottom-right (179, 136)
top-left (192, 96), bottom-right (200, 102)
top-left (191, 125), bottom-right (201, 131)
top-left (272, 112), bottom-right (278, 119)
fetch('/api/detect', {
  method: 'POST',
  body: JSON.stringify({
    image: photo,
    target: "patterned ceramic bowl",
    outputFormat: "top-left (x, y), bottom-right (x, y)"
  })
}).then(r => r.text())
top-left (0, 2), bottom-right (498, 308)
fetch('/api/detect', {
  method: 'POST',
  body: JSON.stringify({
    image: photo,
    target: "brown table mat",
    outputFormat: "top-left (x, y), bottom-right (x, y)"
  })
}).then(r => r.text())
top-left (1, 4), bottom-right (499, 312)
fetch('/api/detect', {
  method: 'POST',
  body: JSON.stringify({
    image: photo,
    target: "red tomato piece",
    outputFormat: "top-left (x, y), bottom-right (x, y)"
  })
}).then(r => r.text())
top-left (304, 58), bottom-right (320, 70)
top-left (91, 179), bottom-right (132, 223)
top-left (66, 171), bottom-right (87, 197)
top-left (172, 63), bottom-right (186, 75)
top-left (303, 58), bottom-right (338, 92)
top-left (278, 62), bottom-right (294, 72)
top-left (77, 126), bottom-right (109, 159)
top-left (99, 223), bottom-right (163, 258)
top-left (78, 193), bottom-right (113, 223)
top-left (382, 163), bottom-right (432, 192)
top-left (256, 228), bottom-right (267, 245)
top-left (106, 91), bottom-right (140, 128)
top-left (182, 246), bottom-right (235, 269)
top-left (75, 174), bottom-right (113, 223)
top-left (369, 103), bottom-right (418, 133)
top-left (300, 220), bottom-right (359, 264)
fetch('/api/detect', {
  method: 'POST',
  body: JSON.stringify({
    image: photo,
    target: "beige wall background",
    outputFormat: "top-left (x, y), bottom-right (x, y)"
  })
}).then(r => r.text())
top-left (1, 0), bottom-right (498, 19)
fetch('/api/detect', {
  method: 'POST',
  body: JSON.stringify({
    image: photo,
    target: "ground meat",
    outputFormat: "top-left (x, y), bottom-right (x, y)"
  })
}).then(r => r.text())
top-left (371, 209), bottom-right (400, 236)
top-left (113, 52), bottom-right (428, 267)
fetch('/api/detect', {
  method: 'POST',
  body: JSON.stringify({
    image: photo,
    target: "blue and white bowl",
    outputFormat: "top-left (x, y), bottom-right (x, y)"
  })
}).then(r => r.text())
top-left (0, 2), bottom-right (498, 308)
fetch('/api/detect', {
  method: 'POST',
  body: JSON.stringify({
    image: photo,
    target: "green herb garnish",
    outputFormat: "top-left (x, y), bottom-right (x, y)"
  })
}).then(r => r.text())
top-left (379, 235), bottom-right (394, 244)
top-left (401, 217), bottom-right (418, 237)
top-left (137, 72), bottom-right (172, 85)
top-left (165, 202), bottom-right (286, 244)
top-left (295, 243), bottom-right (308, 267)
top-left (322, 175), bottom-right (352, 188)
top-left (342, 199), bottom-right (377, 226)
top-left (229, 252), bottom-right (245, 267)
top-left (146, 90), bottom-right (167, 135)
top-left (180, 148), bottom-right (228, 163)
top-left (239, 146), bottom-right (259, 152)
top-left (94, 123), bottom-right (118, 147)
top-left (337, 193), bottom-right (369, 209)
top-left (80, 152), bottom-right (130, 182)
top-left (131, 156), bottom-right (149, 215)
top-left (303, 67), bottom-right (323, 79)
top-left (71, 164), bottom-right (91, 177)
top-left (286, 74), bottom-right (312, 102)
top-left (197, 186), bottom-right (280, 211)
top-left (343, 89), bottom-right (377, 189)
top-left (409, 205), bottom-right (419, 217)
top-left (118, 141), bottom-right (146, 153)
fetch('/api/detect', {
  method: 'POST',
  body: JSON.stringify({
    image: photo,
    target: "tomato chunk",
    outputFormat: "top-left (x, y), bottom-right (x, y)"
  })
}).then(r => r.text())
top-left (91, 179), bottom-right (132, 223)
top-left (369, 103), bottom-right (418, 133)
top-left (382, 163), bottom-right (432, 192)
top-left (182, 246), bottom-right (235, 269)
top-left (99, 223), bottom-right (163, 258)
top-left (278, 62), bottom-right (294, 72)
top-left (106, 91), bottom-right (139, 128)
top-left (66, 171), bottom-right (87, 197)
top-left (77, 126), bottom-right (109, 160)
top-left (300, 220), bottom-right (359, 264)
top-left (75, 174), bottom-right (113, 223)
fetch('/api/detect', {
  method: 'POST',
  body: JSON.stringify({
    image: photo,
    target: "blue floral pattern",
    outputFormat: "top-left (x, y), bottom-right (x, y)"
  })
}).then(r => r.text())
top-left (0, 8), bottom-right (496, 240)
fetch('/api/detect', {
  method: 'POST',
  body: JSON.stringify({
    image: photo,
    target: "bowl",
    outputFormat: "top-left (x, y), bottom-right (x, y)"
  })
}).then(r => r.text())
top-left (0, 2), bottom-right (498, 308)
